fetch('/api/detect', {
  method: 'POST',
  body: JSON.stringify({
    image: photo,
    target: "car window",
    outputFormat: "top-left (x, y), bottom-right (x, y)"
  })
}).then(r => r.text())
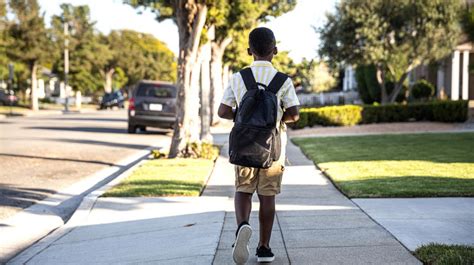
top-left (136, 84), bottom-right (176, 98)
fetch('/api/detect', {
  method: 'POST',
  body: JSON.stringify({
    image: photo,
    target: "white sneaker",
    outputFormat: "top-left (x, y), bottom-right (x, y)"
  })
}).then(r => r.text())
top-left (232, 223), bottom-right (252, 264)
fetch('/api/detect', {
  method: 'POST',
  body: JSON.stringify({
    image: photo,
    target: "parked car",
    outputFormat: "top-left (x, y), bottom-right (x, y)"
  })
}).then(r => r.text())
top-left (0, 89), bottom-right (18, 106)
top-left (100, 90), bottom-right (125, 109)
top-left (128, 80), bottom-right (177, 133)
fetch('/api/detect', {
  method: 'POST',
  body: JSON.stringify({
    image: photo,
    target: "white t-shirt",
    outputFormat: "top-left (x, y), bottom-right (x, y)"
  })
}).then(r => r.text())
top-left (221, 60), bottom-right (300, 164)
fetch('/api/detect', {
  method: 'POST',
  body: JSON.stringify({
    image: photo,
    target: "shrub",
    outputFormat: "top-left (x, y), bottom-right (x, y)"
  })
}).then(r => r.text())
top-left (293, 100), bottom-right (468, 129)
top-left (180, 142), bottom-right (220, 160)
top-left (296, 105), bottom-right (362, 127)
top-left (432, 100), bottom-right (468, 122)
top-left (412, 80), bottom-right (435, 100)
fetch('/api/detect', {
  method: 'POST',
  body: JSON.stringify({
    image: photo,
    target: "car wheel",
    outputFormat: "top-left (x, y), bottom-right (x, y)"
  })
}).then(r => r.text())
top-left (139, 126), bottom-right (147, 132)
top-left (127, 124), bottom-right (137, 134)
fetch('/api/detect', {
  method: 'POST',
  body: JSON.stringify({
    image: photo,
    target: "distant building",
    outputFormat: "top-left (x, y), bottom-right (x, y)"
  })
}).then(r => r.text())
top-left (410, 0), bottom-right (473, 100)
top-left (343, 65), bottom-right (357, 91)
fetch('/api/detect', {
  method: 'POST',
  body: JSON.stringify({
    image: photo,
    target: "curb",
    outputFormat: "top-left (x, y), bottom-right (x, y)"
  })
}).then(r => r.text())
top-left (2, 147), bottom-right (154, 264)
top-left (9, 152), bottom-right (226, 264)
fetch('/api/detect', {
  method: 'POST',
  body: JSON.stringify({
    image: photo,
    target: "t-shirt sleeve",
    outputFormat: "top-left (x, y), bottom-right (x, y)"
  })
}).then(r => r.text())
top-left (281, 78), bottom-right (300, 109)
top-left (220, 76), bottom-right (237, 107)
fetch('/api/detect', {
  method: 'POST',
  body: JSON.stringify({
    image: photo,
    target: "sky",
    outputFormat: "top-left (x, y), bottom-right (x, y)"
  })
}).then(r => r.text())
top-left (38, 0), bottom-right (338, 63)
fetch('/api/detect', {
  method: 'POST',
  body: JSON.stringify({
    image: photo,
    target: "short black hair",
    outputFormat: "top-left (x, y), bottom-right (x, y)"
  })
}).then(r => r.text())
top-left (248, 27), bottom-right (276, 57)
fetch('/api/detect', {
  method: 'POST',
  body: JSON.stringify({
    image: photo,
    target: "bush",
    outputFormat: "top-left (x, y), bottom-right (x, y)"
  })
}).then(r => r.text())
top-left (294, 105), bottom-right (363, 127)
top-left (180, 142), bottom-right (220, 160)
top-left (293, 100), bottom-right (468, 129)
top-left (412, 80), bottom-right (435, 100)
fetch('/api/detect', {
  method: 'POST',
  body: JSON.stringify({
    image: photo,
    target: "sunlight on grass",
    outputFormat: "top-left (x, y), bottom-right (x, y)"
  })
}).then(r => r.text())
top-left (414, 243), bottom-right (474, 265)
top-left (293, 132), bottom-right (474, 197)
top-left (103, 158), bottom-right (214, 197)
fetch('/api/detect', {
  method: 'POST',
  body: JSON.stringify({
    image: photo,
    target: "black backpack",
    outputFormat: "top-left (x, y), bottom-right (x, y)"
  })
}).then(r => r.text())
top-left (229, 68), bottom-right (288, 168)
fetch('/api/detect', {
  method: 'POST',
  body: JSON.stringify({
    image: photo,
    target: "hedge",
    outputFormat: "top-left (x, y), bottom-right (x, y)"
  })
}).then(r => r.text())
top-left (293, 100), bottom-right (468, 128)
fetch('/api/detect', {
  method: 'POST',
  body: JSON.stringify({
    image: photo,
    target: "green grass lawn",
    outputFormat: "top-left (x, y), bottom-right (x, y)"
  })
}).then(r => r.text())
top-left (293, 132), bottom-right (474, 197)
top-left (414, 243), bottom-right (474, 265)
top-left (102, 158), bottom-right (214, 197)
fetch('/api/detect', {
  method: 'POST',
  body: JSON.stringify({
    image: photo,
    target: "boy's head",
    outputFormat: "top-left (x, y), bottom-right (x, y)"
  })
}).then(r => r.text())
top-left (248, 27), bottom-right (277, 60)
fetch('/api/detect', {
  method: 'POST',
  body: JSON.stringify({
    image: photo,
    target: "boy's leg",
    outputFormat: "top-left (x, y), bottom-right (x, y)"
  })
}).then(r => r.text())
top-left (257, 194), bottom-right (275, 248)
top-left (234, 191), bottom-right (253, 225)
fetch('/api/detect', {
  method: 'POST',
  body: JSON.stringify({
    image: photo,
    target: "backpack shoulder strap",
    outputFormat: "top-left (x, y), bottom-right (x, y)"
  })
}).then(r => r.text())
top-left (267, 72), bottom-right (288, 94)
top-left (239, 68), bottom-right (257, 90)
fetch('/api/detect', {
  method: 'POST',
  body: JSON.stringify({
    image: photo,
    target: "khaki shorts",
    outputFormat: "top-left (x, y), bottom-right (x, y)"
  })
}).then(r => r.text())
top-left (235, 162), bottom-right (285, 196)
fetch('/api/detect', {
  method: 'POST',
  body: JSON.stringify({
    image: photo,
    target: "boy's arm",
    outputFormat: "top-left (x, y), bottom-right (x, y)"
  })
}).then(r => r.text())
top-left (282, 106), bottom-right (299, 123)
top-left (217, 103), bottom-right (235, 120)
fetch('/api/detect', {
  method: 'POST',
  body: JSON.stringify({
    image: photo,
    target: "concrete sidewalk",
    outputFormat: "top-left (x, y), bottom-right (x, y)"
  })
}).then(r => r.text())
top-left (9, 135), bottom-right (421, 264)
top-left (9, 196), bottom-right (229, 264)
top-left (209, 141), bottom-right (420, 264)
top-left (354, 198), bottom-right (474, 251)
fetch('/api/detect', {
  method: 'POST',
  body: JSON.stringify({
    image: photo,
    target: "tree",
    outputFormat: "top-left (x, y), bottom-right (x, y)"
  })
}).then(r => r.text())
top-left (0, 0), bottom-right (11, 82)
top-left (127, 0), bottom-right (207, 158)
top-left (8, 0), bottom-right (52, 110)
top-left (295, 59), bottom-right (337, 93)
top-left (207, 1), bottom-right (296, 124)
top-left (127, 0), bottom-right (295, 157)
top-left (462, 4), bottom-right (474, 42)
top-left (51, 4), bottom-right (109, 95)
top-left (104, 29), bottom-right (176, 90)
top-left (319, 0), bottom-right (462, 104)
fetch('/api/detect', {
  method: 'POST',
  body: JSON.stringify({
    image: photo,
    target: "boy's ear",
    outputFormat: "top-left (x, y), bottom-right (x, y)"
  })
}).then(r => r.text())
top-left (247, 48), bottom-right (252, 56)
top-left (273, 46), bottom-right (278, 55)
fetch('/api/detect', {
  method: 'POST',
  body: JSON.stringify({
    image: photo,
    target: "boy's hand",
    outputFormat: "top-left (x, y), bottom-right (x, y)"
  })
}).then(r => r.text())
top-left (218, 103), bottom-right (235, 120)
top-left (282, 106), bottom-right (299, 123)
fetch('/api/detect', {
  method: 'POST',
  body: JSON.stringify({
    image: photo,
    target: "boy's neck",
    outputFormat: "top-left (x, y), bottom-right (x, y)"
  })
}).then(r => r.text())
top-left (253, 55), bottom-right (273, 63)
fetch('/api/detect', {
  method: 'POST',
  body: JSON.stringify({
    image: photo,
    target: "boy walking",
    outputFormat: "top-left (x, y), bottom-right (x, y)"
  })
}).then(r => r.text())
top-left (217, 27), bottom-right (300, 264)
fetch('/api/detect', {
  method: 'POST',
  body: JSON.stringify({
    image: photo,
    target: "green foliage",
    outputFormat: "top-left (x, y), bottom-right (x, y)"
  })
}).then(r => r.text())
top-left (0, 0), bottom-right (9, 80)
top-left (180, 142), bottom-right (219, 160)
top-left (412, 80), bottom-right (435, 100)
top-left (106, 29), bottom-right (176, 85)
top-left (293, 105), bottom-right (363, 127)
top-left (293, 101), bottom-right (468, 128)
top-left (150, 149), bottom-right (166, 159)
top-left (7, 0), bottom-right (53, 74)
top-left (294, 59), bottom-right (337, 93)
top-left (319, 0), bottom-right (462, 103)
top-left (355, 65), bottom-right (381, 104)
top-left (51, 4), bottom-right (108, 93)
top-left (415, 243), bottom-right (474, 265)
top-left (462, 5), bottom-right (474, 42)
top-left (222, 0), bottom-right (296, 71)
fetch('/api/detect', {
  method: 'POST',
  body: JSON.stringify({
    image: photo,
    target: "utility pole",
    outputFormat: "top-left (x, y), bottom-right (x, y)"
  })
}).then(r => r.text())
top-left (64, 22), bottom-right (69, 112)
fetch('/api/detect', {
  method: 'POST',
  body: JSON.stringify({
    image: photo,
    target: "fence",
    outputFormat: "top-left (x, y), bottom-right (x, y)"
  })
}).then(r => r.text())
top-left (297, 91), bottom-right (361, 107)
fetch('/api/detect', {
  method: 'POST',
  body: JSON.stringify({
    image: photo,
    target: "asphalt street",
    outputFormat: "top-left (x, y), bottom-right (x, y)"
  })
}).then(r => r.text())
top-left (0, 110), bottom-right (171, 220)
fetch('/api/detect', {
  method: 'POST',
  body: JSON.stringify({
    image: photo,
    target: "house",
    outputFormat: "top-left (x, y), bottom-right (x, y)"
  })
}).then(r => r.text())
top-left (409, 0), bottom-right (473, 101)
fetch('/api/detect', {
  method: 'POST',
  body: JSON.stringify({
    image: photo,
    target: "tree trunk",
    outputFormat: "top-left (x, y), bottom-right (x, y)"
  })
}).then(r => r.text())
top-left (104, 68), bottom-right (115, 94)
top-left (168, 1), bottom-right (207, 158)
top-left (376, 66), bottom-right (388, 104)
top-left (388, 72), bottom-right (409, 103)
top-left (189, 46), bottom-right (203, 142)
top-left (210, 36), bottom-right (232, 125)
top-left (75, 90), bottom-right (82, 110)
top-left (200, 29), bottom-right (213, 141)
top-left (30, 61), bottom-right (39, 111)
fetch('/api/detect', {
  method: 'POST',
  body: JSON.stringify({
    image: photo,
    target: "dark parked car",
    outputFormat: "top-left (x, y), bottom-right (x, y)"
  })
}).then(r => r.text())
top-left (100, 90), bottom-right (125, 109)
top-left (0, 89), bottom-right (18, 106)
top-left (128, 80), bottom-right (177, 133)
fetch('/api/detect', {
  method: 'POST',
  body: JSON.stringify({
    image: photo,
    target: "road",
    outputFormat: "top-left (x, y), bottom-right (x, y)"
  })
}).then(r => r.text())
top-left (0, 110), bottom-right (171, 220)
